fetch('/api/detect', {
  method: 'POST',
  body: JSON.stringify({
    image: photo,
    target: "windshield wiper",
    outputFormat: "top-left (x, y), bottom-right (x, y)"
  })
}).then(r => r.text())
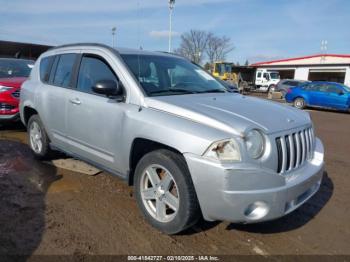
top-left (149, 89), bottom-right (198, 95)
top-left (199, 89), bottom-right (226, 93)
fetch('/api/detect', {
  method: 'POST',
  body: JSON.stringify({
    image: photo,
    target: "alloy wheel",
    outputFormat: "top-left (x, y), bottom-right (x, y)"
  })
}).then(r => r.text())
top-left (140, 164), bottom-right (180, 223)
top-left (29, 121), bottom-right (43, 154)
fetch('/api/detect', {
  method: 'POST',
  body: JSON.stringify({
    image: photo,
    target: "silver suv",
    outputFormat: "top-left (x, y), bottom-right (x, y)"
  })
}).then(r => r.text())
top-left (20, 44), bottom-right (324, 234)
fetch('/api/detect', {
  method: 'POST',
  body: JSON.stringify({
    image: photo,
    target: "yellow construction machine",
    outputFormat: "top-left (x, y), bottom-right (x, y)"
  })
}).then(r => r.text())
top-left (212, 62), bottom-right (238, 83)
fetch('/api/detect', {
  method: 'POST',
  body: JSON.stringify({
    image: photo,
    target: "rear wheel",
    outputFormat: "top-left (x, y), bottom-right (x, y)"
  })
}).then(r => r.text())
top-left (28, 115), bottom-right (53, 159)
top-left (294, 97), bottom-right (306, 109)
top-left (134, 149), bottom-right (200, 234)
top-left (268, 84), bottom-right (276, 93)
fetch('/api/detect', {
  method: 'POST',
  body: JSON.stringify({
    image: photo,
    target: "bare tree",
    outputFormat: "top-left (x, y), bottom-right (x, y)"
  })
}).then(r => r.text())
top-left (174, 30), bottom-right (209, 64)
top-left (206, 34), bottom-right (234, 65)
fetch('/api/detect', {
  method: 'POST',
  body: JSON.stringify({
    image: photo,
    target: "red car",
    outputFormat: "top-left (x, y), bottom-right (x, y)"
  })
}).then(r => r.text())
top-left (0, 58), bottom-right (34, 122)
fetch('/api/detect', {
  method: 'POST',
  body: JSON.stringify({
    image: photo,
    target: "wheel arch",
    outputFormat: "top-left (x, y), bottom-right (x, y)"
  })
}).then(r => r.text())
top-left (23, 106), bottom-right (39, 126)
top-left (128, 138), bottom-right (185, 186)
top-left (294, 95), bottom-right (309, 105)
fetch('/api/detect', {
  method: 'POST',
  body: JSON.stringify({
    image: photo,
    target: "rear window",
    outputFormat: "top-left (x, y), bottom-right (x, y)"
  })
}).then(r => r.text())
top-left (285, 81), bottom-right (300, 86)
top-left (40, 56), bottom-right (54, 83)
top-left (52, 54), bottom-right (77, 88)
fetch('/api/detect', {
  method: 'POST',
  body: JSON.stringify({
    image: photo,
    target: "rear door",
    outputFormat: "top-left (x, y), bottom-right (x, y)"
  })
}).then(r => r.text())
top-left (308, 83), bottom-right (329, 107)
top-left (39, 53), bottom-right (79, 149)
top-left (65, 51), bottom-right (128, 172)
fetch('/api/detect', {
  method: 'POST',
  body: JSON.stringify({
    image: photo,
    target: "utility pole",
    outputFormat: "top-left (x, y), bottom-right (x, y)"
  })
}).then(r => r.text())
top-left (321, 40), bottom-right (328, 63)
top-left (168, 0), bottom-right (175, 53)
top-left (112, 27), bottom-right (116, 48)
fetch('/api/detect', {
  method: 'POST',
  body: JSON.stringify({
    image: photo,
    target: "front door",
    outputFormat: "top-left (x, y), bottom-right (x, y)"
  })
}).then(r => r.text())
top-left (324, 83), bottom-right (348, 110)
top-left (66, 53), bottom-right (127, 172)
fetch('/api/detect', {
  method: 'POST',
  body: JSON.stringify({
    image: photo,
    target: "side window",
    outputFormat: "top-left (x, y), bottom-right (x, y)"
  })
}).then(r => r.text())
top-left (77, 55), bottom-right (118, 94)
top-left (263, 73), bottom-right (268, 79)
top-left (40, 56), bottom-right (54, 83)
top-left (52, 54), bottom-right (77, 88)
top-left (289, 81), bottom-right (299, 86)
top-left (304, 83), bottom-right (319, 91)
top-left (257, 72), bottom-right (262, 78)
top-left (325, 84), bottom-right (341, 94)
top-left (318, 84), bottom-right (328, 92)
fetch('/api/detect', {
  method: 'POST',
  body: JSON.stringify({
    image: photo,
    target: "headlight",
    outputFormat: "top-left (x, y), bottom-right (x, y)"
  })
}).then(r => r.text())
top-left (245, 129), bottom-right (265, 159)
top-left (0, 85), bottom-right (13, 93)
top-left (203, 139), bottom-right (241, 161)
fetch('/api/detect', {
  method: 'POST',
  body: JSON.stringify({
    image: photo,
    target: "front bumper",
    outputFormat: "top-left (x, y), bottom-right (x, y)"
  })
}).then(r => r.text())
top-left (184, 138), bottom-right (324, 223)
top-left (0, 112), bottom-right (20, 121)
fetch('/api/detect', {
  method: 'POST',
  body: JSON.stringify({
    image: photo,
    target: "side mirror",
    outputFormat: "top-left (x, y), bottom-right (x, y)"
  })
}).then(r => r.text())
top-left (337, 90), bottom-right (344, 95)
top-left (92, 79), bottom-right (123, 98)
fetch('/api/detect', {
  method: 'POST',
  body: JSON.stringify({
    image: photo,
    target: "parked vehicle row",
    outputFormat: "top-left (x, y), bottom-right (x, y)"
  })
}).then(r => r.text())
top-left (20, 43), bottom-right (324, 234)
top-left (0, 58), bottom-right (34, 121)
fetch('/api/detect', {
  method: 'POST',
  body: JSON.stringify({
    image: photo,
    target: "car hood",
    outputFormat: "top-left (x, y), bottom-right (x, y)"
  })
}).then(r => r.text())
top-left (0, 77), bottom-right (27, 88)
top-left (144, 93), bottom-right (311, 136)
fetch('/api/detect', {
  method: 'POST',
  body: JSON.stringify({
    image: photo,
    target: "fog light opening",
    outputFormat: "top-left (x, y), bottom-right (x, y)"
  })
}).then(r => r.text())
top-left (244, 201), bottom-right (269, 220)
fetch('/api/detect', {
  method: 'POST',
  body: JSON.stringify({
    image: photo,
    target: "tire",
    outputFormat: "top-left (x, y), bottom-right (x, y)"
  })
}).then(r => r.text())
top-left (27, 115), bottom-right (53, 159)
top-left (293, 97), bottom-right (306, 109)
top-left (134, 149), bottom-right (200, 234)
top-left (268, 85), bottom-right (276, 93)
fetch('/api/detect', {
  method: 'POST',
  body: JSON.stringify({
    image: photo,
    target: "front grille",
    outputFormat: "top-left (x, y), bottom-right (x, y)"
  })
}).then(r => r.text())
top-left (276, 127), bottom-right (315, 174)
top-left (12, 89), bottom-right (20, 99)
top-left (0, 103), bottom-right (15, 111)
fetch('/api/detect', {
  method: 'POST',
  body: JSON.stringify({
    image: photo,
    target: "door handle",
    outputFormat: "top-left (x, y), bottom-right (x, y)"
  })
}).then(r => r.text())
top-left (69, 98), bottom-right (81, 105)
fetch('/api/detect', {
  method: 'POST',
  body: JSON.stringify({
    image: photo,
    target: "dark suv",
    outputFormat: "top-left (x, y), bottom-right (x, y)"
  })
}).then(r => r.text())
top-left (276, 79), bottom-right (308, 97)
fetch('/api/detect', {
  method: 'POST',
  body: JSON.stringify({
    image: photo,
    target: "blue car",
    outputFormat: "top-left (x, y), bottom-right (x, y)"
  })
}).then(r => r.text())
top-left (285, 81), bottom-right (350, 112)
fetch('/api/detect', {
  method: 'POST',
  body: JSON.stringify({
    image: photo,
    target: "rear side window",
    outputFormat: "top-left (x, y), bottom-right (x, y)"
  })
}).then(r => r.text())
top-left (284, 81), bottom-right (299, 86)
top-left (39, 56), bottom-right (54, 83)
top-left (77, 55), bottom-right (118, 94)
top-left (52, 54), bottom-right (77, 88)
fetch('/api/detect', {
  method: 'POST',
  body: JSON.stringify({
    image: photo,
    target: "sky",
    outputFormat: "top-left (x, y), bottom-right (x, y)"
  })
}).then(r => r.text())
top-left (0, 0), bottom-right (349, 64)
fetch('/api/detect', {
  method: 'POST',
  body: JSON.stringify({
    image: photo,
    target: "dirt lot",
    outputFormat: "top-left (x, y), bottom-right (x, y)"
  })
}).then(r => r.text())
top-left (0, 104), bottom-right (349, 257)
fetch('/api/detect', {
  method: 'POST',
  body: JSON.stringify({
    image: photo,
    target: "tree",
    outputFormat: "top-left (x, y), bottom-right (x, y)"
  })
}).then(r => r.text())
top-left (244, 60), bottom-right (249, 66)
top-left (204, 62), bottom-right (212, 72)
top-left (175, 30), bottom-right (234, 67)
top-left (206, 34), bottom-right (234, 65)
top-left (174, 30), bottom-right (209, 64)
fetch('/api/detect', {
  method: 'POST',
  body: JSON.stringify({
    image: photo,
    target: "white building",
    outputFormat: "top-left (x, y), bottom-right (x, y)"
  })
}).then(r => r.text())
top-left (251, 54), bottom-right (350, 86)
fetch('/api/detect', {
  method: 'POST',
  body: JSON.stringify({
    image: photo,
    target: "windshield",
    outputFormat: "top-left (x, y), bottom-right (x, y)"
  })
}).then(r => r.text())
top-left (121, 54), bottom-right (227, 97)
top-left (0, 59), bottom-right (34, 78)
top-left (215, 63), bottom-right (232, 76)
top-left (269, 72), bottom-right (280, 79)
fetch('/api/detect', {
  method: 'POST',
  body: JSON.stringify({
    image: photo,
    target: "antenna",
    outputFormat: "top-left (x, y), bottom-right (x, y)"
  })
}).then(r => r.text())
top-left (137, 1), bottom-right (143, 50)
top-left (168, 0), bottom-right (175, 52)
top-left (111, 27), bottom-right (116, 48)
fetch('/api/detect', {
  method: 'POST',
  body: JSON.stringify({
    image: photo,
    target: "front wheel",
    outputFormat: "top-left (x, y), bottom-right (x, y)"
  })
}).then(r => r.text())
top-left (293, 97), bottom-right (306, 109)
top-left (134, 149), bottom-right (200, 234)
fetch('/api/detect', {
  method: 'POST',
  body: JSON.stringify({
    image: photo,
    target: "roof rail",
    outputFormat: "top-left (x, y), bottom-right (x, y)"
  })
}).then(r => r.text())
top-left (48, 43), bottom-right (114, 52)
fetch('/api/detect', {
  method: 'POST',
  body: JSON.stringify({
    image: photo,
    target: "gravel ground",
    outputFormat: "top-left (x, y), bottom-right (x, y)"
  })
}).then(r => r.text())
top-left (0, 101), bottom-right (349, 258)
